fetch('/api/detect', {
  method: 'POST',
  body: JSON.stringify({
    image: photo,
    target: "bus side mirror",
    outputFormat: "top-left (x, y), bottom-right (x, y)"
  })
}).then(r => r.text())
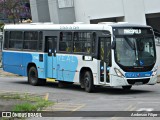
top-left (111, 40), bottom-right (116, 49)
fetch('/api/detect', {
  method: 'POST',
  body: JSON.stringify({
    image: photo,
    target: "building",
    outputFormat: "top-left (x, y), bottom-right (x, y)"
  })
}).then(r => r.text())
top-left (30, 0), bottom-right (160, 31)
top-left (29, 0), bottom-right (75, 24)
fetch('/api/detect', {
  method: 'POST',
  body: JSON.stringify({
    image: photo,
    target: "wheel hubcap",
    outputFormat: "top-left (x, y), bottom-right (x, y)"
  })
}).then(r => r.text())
top-left (30, 71), bottom-right (36, 83)
top-left (85, 77), bottom-right (89, 88)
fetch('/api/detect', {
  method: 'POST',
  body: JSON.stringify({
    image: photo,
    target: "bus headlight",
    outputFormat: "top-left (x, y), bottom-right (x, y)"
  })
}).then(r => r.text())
top-left (152, 67), bottom-right (158, 76)
top-left (114, 68), bottom-right (124, 77)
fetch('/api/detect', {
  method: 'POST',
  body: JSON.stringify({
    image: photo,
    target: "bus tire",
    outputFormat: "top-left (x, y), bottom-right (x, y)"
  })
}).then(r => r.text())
top-left (122, 85), bottom-right (132, 90)
top-left (84, 71), bottom-right (94, 93)
top-left (28, 66), bottom-right (39, 86)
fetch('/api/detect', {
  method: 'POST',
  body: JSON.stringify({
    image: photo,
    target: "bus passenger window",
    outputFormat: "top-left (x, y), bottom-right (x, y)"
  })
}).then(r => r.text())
top-left (24, 31), bottom-right (38, 51)
top-left (4, 31), bottom-right (9, 49)
top-left (59, 42), bottom-right (67, 51)
top-left (59, 32), bottom-right (72, 52)
top-left (73, 32), bottom-right (92, 54)
top-left (9, 31), bottom-right (23, 50)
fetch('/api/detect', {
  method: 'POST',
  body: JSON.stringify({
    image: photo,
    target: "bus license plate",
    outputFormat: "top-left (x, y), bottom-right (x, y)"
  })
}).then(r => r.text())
top-left (135, 82), bottom-right (143, 85)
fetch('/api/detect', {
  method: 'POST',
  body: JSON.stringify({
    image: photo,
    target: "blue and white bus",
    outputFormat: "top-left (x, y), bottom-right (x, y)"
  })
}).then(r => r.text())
top-left (2, 23), bottom-right (158, 92)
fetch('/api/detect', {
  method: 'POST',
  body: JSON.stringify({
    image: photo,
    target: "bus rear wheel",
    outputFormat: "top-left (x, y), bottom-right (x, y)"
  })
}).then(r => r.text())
top-left (84, 71), bottom-right (94, 93)
top-left (28, 66), bottom-right (39, 86)
top-left (122, 85), bottom-right (132, 90)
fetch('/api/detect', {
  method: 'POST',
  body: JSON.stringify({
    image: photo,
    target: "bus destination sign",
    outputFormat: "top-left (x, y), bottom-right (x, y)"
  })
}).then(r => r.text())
top-left (124, 29), bottom-right (141, 34)
top-left (113, 27), bottom-right (153, 35)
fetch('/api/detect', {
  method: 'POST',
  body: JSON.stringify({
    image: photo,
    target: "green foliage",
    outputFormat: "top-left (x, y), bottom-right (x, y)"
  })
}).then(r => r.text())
top-left (0, 0), bottom-right (31, 23)
top-left (0, 92), bottom-right (53, 112)
top-left (12, 100), bottom-right (52, 112)
top-left (13, 102), bottom-right (37, 111)
top-left (0, 93), bottom-right (21, 99)
top-left (0, 22), bottom-right (4, 31)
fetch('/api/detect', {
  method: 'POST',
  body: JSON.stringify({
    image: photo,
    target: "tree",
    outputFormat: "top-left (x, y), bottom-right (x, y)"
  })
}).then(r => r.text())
top-left (0, 0), bottom-right (31, 23)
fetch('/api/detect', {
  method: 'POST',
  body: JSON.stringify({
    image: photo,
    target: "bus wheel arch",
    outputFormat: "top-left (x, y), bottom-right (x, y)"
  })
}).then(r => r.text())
top-left (27, 63), bottom-right (46, 86)
top-left (80, 67), bottom-right (94, 92)
top-left (27, 63), bottom-right (37, 76)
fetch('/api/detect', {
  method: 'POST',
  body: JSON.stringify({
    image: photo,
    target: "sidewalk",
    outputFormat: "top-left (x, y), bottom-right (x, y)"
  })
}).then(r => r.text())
top-left (0, 68), bottom-right (20, 77)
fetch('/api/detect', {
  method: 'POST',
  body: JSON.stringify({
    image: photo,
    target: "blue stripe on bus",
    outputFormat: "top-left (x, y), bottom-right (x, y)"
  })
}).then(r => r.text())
top-left (57, 55), bottom-right (78, 82)
top-left (125, 71), bottom-right (153, 78)
top-left (3, 52), bottom-right (78, 82)
top-left (3, 52), bottom-right (32, 76)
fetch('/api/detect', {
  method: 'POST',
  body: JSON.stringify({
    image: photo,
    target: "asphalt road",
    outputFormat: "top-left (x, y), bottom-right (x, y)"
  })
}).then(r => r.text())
top-left (1, 76), bottom-right (160, 120)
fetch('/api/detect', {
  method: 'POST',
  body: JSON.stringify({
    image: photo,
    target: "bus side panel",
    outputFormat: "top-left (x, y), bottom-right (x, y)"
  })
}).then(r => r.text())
top-left (3, 52), bottom-right (28, 76)
top-left (22, 53), bottom-right (32, 76)
top-left (57, 54), bottom-right (98, 84)
top-left (57, 54), bottom-right (78, 82)
top-left (3, 52), bottom-right (46, 78)
top-left (29, 53), bottom-right (46, 79)
top-left (72, 56), bottom-right (98, 84)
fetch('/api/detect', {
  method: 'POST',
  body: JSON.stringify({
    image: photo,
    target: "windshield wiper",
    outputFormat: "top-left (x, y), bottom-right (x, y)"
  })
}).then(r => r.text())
top-left (124, 36), bottom-right (135, 50)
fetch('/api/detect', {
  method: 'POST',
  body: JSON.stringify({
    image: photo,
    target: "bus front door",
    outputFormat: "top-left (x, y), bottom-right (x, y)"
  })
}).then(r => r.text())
top-left (99, 37), bottom-right (111, 84)
top-left (46, 36), bottom-right (57, 78)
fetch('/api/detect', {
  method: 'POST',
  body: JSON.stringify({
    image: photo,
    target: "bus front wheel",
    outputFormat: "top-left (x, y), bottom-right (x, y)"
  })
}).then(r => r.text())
top-left (28, 66), bottom-right (39, 86)
top-left (84, 71), bottom-right (94, 93)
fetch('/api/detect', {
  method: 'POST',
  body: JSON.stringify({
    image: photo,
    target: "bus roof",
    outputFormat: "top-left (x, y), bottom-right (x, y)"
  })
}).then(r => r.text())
top-left (4, 23), bottom-right (151, 31)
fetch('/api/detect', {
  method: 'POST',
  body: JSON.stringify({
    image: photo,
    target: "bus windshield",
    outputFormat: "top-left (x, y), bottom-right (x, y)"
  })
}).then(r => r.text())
top-left (115, 35), bottom-right (156, 67)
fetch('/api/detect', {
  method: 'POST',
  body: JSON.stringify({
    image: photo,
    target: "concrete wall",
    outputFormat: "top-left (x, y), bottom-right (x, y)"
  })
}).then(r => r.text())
top-left (30, 0), bottom-right (39, 22)
top-left (37, 0), bottom-right (50, 22)
top-left (48, 0), bottom-right (59, 23)
top-left (122, 0), bottom-right (146, 25)
top-left (144, 0), bottom-right (160, 14)
top-left (74, 0), bottom-right (160, 24)
top-left (30, 0), bottom-right (50, 22)
top-left (74, 0), bottom-right (124, 23)
top-left (47, 0), bottom-right (76, 24)
top-left (59, 7), bottom-right (76, 24)
top-left (30, 0), bottom-right (160, 24)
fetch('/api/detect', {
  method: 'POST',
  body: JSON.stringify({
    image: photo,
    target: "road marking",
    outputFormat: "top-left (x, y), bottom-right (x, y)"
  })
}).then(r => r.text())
top-left (124, 104), bottom-right (136, 111)
top-left (125, 104), bottom-right (133, 111)
top-left (137, 108), bottom-right (154, 112)
top-left (44, 103), bottom-right (85, 111)
top-left (130, 107), bottom-right (136, 111)
top-left (111, 118), bottom-right (119, 120)
top-left (44, 93), bottom-right (49, 101)
top-left (72, 104), bottom-right (85, 111)
top-left (138, 102), bottom-right (160, 104)
top-left (111, 104), bottom-right (136, 120)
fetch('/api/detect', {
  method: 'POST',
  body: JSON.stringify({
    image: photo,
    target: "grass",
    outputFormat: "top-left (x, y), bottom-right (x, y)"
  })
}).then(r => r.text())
top-left (0, 93), bottom-right (21, 100)
top-left (13, 102), bottom-right (37, 111)
top-left (0, 92), bottom-right (53, 112)
top-left (12, 99), bottom-right (52, 111)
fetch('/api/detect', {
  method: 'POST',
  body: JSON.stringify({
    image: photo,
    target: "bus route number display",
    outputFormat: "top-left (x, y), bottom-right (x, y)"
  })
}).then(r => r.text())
top-left (124, 29), bottom-right (141, 34)
top-left (114, 28), bottom-right (153, 35)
